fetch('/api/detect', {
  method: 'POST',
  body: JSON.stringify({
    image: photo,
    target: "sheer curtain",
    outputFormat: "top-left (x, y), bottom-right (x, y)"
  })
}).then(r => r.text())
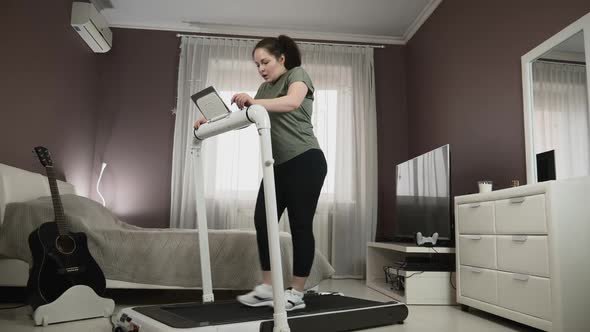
top-left (533, 61), bottom-right (590, 179)
top-left (302, 44), bottom-right (378, 278)
top-left (171, 36), bottom-right (378, 278)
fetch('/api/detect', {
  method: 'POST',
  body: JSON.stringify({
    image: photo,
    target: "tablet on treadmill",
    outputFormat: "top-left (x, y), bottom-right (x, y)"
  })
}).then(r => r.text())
top-left (190, 86), bottom-right (231, 121)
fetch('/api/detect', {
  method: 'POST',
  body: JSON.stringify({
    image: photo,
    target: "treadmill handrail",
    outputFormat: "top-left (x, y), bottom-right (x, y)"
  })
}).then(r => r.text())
top-left (191, 105), bottom-right (290, 332)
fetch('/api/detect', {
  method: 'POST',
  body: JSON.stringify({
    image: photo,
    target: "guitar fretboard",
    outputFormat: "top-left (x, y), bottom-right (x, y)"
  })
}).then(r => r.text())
top-left (45, 166), bottom-right (69, 236)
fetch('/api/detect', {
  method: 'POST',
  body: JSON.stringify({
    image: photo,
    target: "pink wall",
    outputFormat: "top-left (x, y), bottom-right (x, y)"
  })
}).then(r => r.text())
top-left (375, 46), bottom-right (408, 241)
top-left (93, 29), bottom-right (178, 228)
top-left (5, 0), bottom-right (587, 239)
top-left (0, 0), bottom-right (406, 230)
top-left (93, 29), bottom-right (406, 229)
top-left (0, 0), bottom-right (99, 195)
top-left (406, 0), bottom-right (590, 201)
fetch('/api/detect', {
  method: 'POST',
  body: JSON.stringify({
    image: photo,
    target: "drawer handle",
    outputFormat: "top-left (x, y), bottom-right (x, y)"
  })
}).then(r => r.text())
top-left (466, 235), bottom-right (482, 240)
top-left (512, 235), bottom-right (528, 242)
top-left (470, 268), bottom-right (482, 274)
top-left (469, 203), bottom-right (481, 208)
top-left (513, 273), bottom-right (529, 281)
top-left (509, 197), bottom-right (526, 204)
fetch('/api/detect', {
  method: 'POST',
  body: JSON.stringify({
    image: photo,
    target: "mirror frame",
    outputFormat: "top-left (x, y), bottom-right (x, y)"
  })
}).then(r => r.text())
top-left (521, 12), bottom-right (590, 184)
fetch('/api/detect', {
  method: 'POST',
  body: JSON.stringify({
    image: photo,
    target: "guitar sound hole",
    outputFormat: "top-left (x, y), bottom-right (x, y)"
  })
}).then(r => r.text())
top-left (55, 235), bottom-right (76, 255)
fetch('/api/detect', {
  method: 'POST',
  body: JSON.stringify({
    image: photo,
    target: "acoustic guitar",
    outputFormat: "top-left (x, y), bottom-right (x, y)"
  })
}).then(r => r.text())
top-left (26, 146), bottom-right (106, 309)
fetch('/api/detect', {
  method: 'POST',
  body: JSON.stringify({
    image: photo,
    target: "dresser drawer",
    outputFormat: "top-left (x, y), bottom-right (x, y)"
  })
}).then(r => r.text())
top-left (497, 235), bottom-right (549, 277)
top-left (498, 271), bottom-right (551, 320)
top-left (460, 266), bottom-right (497, 304)
top-left (495, 194), bottom-right (547, 234)
top-left (459, 235), bottom-right (496, 269)
top-left (457, 201), bottom-right (494, 234)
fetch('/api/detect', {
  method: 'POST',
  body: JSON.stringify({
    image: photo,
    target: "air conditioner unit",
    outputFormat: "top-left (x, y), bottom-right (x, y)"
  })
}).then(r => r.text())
top-left (71, 2), bottom-right (112, 53)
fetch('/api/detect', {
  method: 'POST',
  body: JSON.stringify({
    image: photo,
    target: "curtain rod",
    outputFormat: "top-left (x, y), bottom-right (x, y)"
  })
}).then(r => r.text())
top-left (176, 33), bottom-right (385, 49)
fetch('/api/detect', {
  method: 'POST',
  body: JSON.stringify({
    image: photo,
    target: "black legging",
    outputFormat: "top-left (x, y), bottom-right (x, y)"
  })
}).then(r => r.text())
top-left (254, 149), bottom-right (327, 277)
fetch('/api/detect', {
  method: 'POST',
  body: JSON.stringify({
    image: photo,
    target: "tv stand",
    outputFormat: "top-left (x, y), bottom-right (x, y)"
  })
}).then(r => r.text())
top-left (366, 242), bottom-right (456, 304)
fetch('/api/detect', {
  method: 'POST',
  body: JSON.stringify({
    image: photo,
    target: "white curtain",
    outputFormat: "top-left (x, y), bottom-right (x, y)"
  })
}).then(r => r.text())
top-left (533, 61), bottom-right (590, 179)
top-left (171, 37), bottom-right (378, 278)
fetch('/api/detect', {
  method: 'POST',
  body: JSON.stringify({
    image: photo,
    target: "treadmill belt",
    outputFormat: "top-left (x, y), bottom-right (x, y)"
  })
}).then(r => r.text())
top-left (134, 294), bottom-right (406, 329)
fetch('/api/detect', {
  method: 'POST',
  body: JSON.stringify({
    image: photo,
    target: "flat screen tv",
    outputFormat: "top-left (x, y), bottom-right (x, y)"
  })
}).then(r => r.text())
top-left (394, 144), bottom-right (453, 246)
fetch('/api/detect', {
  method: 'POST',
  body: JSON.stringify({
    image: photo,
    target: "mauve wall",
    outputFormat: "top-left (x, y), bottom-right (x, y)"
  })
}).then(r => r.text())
top-left (94, 31), bottom-right (407, 229)
top-left (13, 0), bottom-right (581, 239)
top-left (0, 0), bottom-right (99, 194)
top-left (94, 28), bottom-right (178, 228)
top-left (0, 0), bottom-right (405, 230)
top-left (406, 0), bottom-right (590, 199)
top-left (374, 46), bottom-right (408, 241)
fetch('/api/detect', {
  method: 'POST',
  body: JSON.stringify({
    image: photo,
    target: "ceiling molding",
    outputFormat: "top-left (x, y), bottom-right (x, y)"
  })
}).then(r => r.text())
top-left (106, 0), bottom-right (444, 45)
top-left (403, 0), bottom-right (443, 42)
top-left (109, 21), bottom-right (406, 45)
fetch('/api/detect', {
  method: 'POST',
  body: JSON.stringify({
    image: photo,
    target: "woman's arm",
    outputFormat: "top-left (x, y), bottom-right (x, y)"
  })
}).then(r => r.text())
top-left (232, 82), bottom-right (309, 112)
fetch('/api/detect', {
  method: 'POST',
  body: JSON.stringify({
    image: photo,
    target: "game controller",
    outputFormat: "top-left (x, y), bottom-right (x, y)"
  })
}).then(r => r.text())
top-left (415, 232), bottom-right (439, 246)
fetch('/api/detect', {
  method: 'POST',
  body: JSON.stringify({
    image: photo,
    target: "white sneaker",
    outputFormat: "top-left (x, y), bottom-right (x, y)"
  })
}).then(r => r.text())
top-left (284, 288), bottom-right (306, 311)
top-left (237, 284), bottom-right (274, 307)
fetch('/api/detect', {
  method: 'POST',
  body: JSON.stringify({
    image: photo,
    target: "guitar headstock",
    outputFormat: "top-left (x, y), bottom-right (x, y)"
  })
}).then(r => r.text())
top-left (33, 146), bottom-right (53, 167)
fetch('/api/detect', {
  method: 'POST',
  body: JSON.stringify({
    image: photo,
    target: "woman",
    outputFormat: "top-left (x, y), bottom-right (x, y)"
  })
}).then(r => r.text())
top-left (195, 35), bottom-right (326, 311)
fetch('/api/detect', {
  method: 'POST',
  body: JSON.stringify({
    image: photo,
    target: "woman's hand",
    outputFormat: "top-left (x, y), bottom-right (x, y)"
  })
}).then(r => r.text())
top-left (194, 117), bottom-right (207, 129)
top-left (231, 93), bottom-right (254, 109)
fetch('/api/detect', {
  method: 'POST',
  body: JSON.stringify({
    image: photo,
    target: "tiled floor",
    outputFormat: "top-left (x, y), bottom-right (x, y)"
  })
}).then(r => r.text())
top-left (0, 279), bottom-right (540, 332)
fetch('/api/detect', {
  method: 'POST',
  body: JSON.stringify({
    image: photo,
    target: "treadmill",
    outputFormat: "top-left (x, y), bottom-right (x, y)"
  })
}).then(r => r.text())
top-left (113, 93), bottom-right (408, 332)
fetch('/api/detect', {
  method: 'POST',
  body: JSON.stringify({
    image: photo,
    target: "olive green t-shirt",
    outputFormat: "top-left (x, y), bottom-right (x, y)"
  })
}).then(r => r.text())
top-left (255, 66), bottom-right (321, 165)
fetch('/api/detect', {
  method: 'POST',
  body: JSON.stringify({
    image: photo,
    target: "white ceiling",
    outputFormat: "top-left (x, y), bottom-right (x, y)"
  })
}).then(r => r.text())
top-left (99, 0), bottom-right (443, 45)
top-left (541, 31), bottom-right (586, 63)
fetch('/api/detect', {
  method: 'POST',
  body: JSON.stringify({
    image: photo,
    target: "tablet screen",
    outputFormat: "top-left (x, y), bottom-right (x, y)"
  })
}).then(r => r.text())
top-left (190, 86), bottom-right (231, 120)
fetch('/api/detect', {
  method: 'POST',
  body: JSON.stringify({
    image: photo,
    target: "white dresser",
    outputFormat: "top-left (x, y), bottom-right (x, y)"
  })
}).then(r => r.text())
top-left (454, 177), bottom-right (590, 332)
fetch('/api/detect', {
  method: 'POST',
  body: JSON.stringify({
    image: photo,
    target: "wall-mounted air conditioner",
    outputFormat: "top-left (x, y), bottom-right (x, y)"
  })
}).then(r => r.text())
top-left (71, 2), bottom-right (112, 53)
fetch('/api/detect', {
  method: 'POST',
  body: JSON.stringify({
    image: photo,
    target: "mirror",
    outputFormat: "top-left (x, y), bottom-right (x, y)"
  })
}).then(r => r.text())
top-left (522, 13), bottom-right (590, 184)
top-left (532, 32), bottom-right (588, 180)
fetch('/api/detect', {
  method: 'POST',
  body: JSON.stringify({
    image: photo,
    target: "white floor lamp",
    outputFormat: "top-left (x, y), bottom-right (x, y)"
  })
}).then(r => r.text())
top-left (97, 162), bottom-right (107, 206)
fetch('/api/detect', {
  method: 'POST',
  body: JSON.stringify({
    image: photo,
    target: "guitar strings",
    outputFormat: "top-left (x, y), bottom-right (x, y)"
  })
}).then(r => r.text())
top-left (47, 166), bottom-right (73, 277)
